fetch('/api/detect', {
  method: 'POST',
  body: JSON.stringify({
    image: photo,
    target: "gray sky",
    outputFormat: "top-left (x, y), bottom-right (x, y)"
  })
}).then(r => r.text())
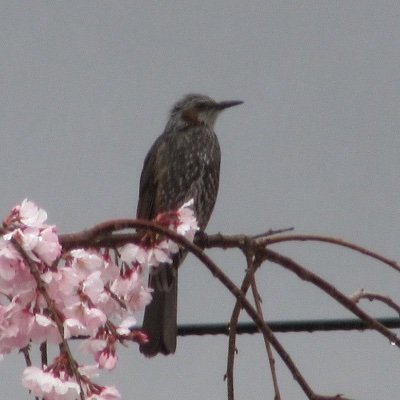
top-left (1, 2), bottom-right (399, 399)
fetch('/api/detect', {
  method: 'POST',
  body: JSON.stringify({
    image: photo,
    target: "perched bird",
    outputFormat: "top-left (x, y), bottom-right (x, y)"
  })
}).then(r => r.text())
top-left (137, 93), bottom-right (243, 356)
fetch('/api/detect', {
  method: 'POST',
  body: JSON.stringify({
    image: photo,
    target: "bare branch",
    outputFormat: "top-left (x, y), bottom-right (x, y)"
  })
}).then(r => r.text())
top-left (171, 235), bottom-right (348, 399)
top-left (19, 346), bottom-right (32, 367)
top-left (248, 251), bottom-right (281, 400)
top-left (350, 289), bottom-right (400, 316)
top-left (261, 247), bottom-right (400, 347)
top-left (50, 221), bottom-right (400, 398)
top-left (262, 234), bottom-right (400, 274)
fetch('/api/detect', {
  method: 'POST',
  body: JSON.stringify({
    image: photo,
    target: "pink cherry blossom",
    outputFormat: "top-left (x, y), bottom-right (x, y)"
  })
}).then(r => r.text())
top-left (116, 316), bottom-right (137, 335)
top-left (34, 226), bottom-right (62, 265)
top-left (119, 243), bottom-right (148, 265)
top-left (0, 245), bottom-right (36, 299)
top-left (70, 249), bottom-right (105, 278)
top-left (0, 199), bottom-right (200, 398)
top-left (82, 271), bottom-right (108, 304)
top-left (97, 349), bottom-right (117, 370)
top-left (22, 366), bottom-right (81, 400)
top-left (15, 199), bottom-right (48, 228)
top-left (81, 335), bottom-right (117, 371)
top-left (29, 314), bottom-right (62, 345)
top-left (47, 267), bottom-right (81, 309)
top-left (110, 270), bottom-right (151, 313)
top-left (176, 199), bottom-right (198, 240)
top-left (63, 303), bottom-right (107, 339)
top-left (0, 240), bottom-right (21, 280)
top-left (0, 302), bottom-right (32, 353)
top-left (7, 226), bottom-right (61, 267)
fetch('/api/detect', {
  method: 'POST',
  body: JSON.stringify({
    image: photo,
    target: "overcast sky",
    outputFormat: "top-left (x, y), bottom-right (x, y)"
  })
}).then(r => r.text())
top-left (1, 2), bottom-right (399, 399)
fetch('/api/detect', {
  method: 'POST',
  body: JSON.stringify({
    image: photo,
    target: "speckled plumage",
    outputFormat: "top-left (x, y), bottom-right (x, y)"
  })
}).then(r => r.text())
top-left (137, 94), bottom-right (243, 356)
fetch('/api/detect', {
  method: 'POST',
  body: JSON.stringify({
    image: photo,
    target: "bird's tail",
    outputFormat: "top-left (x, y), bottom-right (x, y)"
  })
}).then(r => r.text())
top-left (139, 263), bottom-right (178, 356)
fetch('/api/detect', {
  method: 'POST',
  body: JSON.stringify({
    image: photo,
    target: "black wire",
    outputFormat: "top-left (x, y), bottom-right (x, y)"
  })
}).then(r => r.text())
top-left (176, 317), bottom-right (400, 336)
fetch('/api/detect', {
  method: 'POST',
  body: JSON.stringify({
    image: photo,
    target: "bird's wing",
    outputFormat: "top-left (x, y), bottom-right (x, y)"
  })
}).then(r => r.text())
top-left (136, 136), bottom-right (164, 219)
top-left (136, 129), bottom-right (205, 220)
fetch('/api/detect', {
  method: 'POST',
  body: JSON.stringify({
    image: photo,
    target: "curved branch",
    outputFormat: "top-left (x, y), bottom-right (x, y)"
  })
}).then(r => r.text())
top-left (60, 222), bottom-right (400, 343)
top-left (133, 229), bottom-right (348, 399)
top-left (60, 223), bottom-right (400, 275)
top-left (226, 269), bottom-right (249, 400)
top-left (248, 254), bottom-right (281, 400)
top-left (350, 289), bottom-right (400, 316)
top-left (261, 247), bottom-right (400, 347)
top-left (57, 220), bottom-right (399, 399)
top-left (261, 234), bottom-right (400, 273)
top-left (60, 218), bottom-right (190, 250)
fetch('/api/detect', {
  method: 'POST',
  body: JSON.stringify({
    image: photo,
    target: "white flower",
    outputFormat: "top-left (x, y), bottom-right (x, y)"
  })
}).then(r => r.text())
top-left (34, 227), bottom-right (61, 265)
top-left (177, 199), bottom-right (198, 240)
top-left (116, 316), bottom-right (137, 335)
top-left (119, 243), bottom-right (147, 265)
top-left (22, 366), bottom-right (80, 400)
top-left (18, 199), bottom-right (48, 228)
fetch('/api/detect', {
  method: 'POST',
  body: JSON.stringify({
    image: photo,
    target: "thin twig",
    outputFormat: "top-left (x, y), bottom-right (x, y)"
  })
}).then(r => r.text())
top-left (226, 284), bottom-right (240, 400)
top-left (162, 233), bottom-right (348, 399)
top-left (350, 289), bottom-right (400, 316)
top-left (247, 248), bottom-right (281, 400)
top-left (61, 220), bottom-right (400, 400)
top-left (251, 227), bottom-right (294, 239)
top-left (263, 234), bottom-right (400, 274)
top-left (19, 345), bottom-right (32, 367)
top-left (40, 342), bottom-right (48, 367)
top-left (261, 247), bottom-right (400, 347)
top-left (60, 223), bottom-right (400, 275)
top-left (226, 267), bottom-right (254, 400)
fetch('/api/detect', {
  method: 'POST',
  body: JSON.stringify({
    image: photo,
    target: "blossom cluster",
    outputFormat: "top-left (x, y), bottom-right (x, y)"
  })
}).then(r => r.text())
top-left (0, 199), bottom-right (198, 399)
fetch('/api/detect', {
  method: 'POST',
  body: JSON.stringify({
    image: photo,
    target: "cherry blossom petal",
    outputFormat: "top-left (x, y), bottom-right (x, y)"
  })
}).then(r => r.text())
top-left (18, 200), bottom-right (48, 228)
top-left (22, 366), bottom-right (81, 400)
top-left (29, 314), bottom-right (62, 344)
top-left (116, 316), bottom-right (136, 335)
top-left (119, 243), bottom-right (147, 265)
top-left (98, 351), bottom-right (117, 370)
top-left (34, 227), bottom-right (61, 265)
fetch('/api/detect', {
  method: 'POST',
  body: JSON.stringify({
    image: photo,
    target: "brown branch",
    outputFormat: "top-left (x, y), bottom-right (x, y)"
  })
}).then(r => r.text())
top-left (350, 289), bottom-right (400, 316)
top-left (226, 265), bottom-right (253, 400)
top-left (19, 345), bottom-right (32, 367)
top-left (154, 233), bottom-right (349, 399)
top-left (248, 252), bottom-right (281, 400)
top-left (262, 234), bottom-right (400, 274)
top-left (61, 223), bottom-right (400, 276)
top-left (61, 222), bottom-right (332, 399)
top-left (225, 255), bottom-right (267, 400)
top-left (260, 247), bottom-right (400, 347)
top-left (40, 342), bottom-right (48, 367)
top-left (59, 219), bottom-right (141, 250)
top-left (59, 218), bottom-right (190, 251)
top-left (58, 221), bottom-right (398, 399)
top-left (197, 231), bottom-right (400, 346)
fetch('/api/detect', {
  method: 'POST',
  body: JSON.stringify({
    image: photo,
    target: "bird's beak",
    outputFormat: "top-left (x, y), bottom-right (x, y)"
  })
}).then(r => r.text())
top-left (216, 100), bottom-right (244, 110)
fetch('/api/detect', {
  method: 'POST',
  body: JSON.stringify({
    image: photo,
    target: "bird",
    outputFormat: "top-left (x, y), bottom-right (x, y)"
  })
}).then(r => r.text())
top-left (137, 93), bottom-right (243, 356)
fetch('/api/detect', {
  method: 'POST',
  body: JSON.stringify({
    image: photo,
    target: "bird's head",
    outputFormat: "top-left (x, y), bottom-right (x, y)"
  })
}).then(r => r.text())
top-left (168, 94), bottom-right (243, 129)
